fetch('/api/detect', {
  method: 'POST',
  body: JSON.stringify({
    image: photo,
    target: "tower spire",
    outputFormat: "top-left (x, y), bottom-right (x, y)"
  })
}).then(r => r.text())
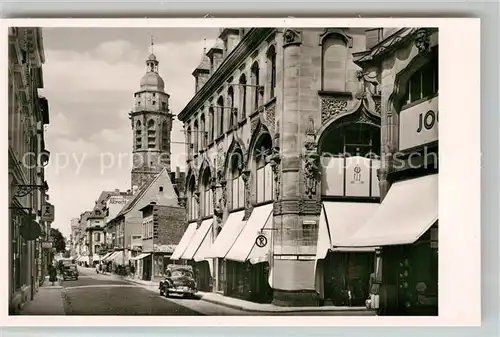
top-left (203, 38), bottom-right (207, 54)
top-left (150, 34), bottom-right (155, 54)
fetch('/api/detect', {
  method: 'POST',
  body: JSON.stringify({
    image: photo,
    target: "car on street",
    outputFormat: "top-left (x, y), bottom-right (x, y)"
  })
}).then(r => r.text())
top-left (62, 264), bottom-right (79, 281)
top-left (159, 265), bottom-right (197, 298)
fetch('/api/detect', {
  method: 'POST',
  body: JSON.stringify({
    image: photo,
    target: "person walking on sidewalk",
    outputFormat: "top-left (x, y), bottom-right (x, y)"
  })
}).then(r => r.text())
top-left (49, 264), bottom-right (57, 286)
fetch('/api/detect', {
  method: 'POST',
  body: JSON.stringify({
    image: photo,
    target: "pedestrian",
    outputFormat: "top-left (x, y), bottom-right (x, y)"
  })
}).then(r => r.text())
top-left (49, 264), bottom-right (57, 286)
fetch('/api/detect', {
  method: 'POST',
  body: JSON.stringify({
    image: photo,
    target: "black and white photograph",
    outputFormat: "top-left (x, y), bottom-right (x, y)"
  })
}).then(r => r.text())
top-left (2, 19), bottom-right (480, 325)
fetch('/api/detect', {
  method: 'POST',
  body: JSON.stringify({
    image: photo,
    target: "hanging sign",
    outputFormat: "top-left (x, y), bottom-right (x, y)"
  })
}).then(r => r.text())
top-left (255, 234), bottom-right (268, 248)
top-left (41, 203), bottom-right (55, 222)
top-left (20, 214), bottom-right (41, 241)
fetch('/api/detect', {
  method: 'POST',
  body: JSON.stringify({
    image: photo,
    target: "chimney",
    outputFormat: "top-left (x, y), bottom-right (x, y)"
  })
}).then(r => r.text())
top-left (176, 166), bottom-right (180, 179)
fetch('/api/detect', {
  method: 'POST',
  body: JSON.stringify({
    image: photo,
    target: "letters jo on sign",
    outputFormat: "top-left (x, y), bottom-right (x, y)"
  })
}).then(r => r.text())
top-left (399, 96), bottom-right (439, 151)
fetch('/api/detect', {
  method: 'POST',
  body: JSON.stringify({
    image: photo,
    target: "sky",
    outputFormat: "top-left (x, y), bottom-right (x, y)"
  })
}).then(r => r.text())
top-left (41, 27), bottom-right (219, 238)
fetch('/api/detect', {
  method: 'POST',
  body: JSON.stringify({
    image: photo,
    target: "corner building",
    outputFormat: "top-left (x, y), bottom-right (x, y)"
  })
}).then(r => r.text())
top-left (172, 28), bottom-right (395, 306)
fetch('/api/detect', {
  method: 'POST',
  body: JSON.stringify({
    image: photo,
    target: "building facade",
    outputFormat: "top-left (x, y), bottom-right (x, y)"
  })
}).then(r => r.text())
top-left (8, 27), bottom-right (52, 313)
top-left (339, 28), bottom-right (439, 315)
top-left (173, 27), bottom-right (396, 306)
top-left (134, 202), bottom-right (186, 281)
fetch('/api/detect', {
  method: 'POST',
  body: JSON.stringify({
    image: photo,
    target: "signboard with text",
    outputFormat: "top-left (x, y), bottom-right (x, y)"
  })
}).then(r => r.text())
top-left (399, 96), bottom-right (439, 151)
top-left (41, 203), bottom-right (55, 222)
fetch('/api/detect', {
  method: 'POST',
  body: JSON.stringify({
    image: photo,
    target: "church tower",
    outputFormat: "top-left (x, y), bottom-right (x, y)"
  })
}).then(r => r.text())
top-left (130, 38), bottom-right (173, 192)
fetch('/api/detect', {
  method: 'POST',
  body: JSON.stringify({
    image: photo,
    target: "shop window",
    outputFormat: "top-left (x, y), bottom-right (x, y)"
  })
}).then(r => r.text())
top-left (402, 50), bottom-right (438, 107)
top-left (320, 123), bottom-right (381, 198)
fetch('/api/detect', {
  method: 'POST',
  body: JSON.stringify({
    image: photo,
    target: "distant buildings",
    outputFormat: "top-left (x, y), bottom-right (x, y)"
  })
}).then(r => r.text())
top-left (8, 27), bottom-right (52, 313)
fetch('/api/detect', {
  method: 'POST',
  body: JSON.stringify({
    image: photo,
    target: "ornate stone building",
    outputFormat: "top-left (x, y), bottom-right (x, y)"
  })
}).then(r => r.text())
top-left (130, 45), bottom-right (174, 191)
top-left (173, 28), bottom-right (390, 306)
top-left (8, 27), bottom-right (51, 313)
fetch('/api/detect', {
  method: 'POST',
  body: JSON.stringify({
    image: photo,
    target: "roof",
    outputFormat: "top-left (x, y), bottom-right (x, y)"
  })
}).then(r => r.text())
top-left (113, 168), bottom-right (171, 220)
top-left (140, 71), bottom-right (165, 92)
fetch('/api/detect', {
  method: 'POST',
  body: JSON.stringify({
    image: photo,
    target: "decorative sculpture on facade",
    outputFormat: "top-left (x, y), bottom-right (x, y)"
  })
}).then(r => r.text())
top-left (355, 70), bottom-right (381, 116)
top-left (268, 124), bottom-right (281, 212)
top-left (320, 98), bottom-right (348, 124)
top-left (414, 28), bottom-right (430, 53)
top-left (282, 28), bottom-right (302, 47)
top-left (303, 118), bottom-right (321, 199)
top-left (241, 165), bottom-right (252, 220)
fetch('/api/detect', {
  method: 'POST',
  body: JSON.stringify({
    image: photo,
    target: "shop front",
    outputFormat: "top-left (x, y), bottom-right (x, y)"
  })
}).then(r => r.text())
top-left (180, 219), bottom-right (213, 292)
top-left (314, 202), bottom-right (379, 307)
top-left (206, 210), bottom-right (246, 296)
top-left (225, 204), bottom-right (274, 303)
top-left (171, 223), bottom-right (198, 264)
top-left (338, 173), bottom-right (438, 315)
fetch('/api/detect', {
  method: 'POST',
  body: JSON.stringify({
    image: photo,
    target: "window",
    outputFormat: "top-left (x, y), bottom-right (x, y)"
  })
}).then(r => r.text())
top-left (402, 51), bottom-right (438, 107)
top-left (267, 46), bottom-right (277, 99)
top-left (200, 114), bottom-right (206, 149)
top-left (230, 153), bottom-right (245, 209)
top-left (251, 62), bottom-right (261, 111)
top-left (202, 169), bottom-right (213, 217)
top-left (147, 119), bottom-right (156, 149)
top-left (193, 120), bottom-right (199, 153)
top-left (228, 86), bottom-right (236, 128)
top-left (94, 232), bottom-right (101, 242)
top-left (208, 107), bottom-right (215, 143)
top-left (162, 121), bottom-right (169, 151)
top-left (159, 186), bottom-right (163, 192)
top-left (239, 74), bottom-right (247, 120)
top-left (153, 101), bottom-right (156, 105)
top-left (217, 96), bottom-right (225, 136)
top-left (162, 102), bottom-right (167, 110)
top-left (186, 127), bottom-right (192, 158)
top-left (135, 120), bottom-right (142, 150)
top-left (188, 178), bottom-right (198, 221)
top-left (321, 34), bottom-right (348, 92)
top-left (254, 134), bottom-right (274, 204)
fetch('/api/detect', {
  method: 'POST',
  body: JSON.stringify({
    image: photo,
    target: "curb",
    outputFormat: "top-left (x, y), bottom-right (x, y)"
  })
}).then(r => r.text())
top-left (199, 296), bottom-right (375, 314)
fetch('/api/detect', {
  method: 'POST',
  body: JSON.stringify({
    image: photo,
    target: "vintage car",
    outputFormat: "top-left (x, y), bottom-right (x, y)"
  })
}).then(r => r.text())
top-left (62, 264), bottom-right (79, 281)
top-left (159, 265), bottom-right (197, 298)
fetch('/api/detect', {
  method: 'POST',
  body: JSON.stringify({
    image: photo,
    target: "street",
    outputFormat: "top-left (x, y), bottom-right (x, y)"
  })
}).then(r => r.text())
top-left (60, 268), bottom-right (201, 315)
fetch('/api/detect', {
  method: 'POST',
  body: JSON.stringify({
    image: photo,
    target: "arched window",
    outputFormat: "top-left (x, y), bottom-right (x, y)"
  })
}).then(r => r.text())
top-left (230, 151), bottom-right (245, 210)
top-left (202, 168), bottom-right (213, 217)
top-left (208, 107), bottom-right (215, 143)
top-left (227, 86), bottom-right (236, 128)
top-left (193, 120), bottom-right (199, 153)
top-left (147, 119), bottom-right (156, 149)
top-left (188, 177), bottom-right (198, 221)
top-left (321, 34), bottom-right (348, 92)
top-left (254, 133), bottom-right (274, 204)
top-left (161, 121), bottom-right (169, 151)
top-left (320, 123), bottom-right (380, 198)
top-left (267, 46), bottom-right (277, 99)
top-left (217, 96), bottom-right (224, 136)
top-left (239, 74), bottom-right (247, 120)
top-left (135, 120), bottom-right (142, 150)
top-left (251, 62), bottom-right (261, 112)
top-left (200, 114), bottom-right (206, 149)
top-left (186, 126), bottom-right (192, 158)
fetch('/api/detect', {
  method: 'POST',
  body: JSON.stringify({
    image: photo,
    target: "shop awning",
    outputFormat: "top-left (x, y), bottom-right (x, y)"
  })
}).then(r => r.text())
top-left (107, 251), bottom-right (126, 264)
top-left (316, 201), bottom-right (380, 260)
top-left (225, 204), bottom-right (273, 264)
top-left (181, 219), bottom-right (213, 260)
top-left (337, 174), bottom-right (438, 247)
top-left (193, 225), bottom-right (214, 263)
top-left (133, 253), bottom-right (151, 260)
top-left (206, 210), bottom-right (246, 259)
top-left (101, 252), bottom-right (113, 261)
top-left (171, 223), bottom-right (198, 260)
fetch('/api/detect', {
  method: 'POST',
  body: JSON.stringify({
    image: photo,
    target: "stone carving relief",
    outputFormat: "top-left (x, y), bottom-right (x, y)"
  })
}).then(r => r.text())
top-left (250, 115), bottom-right (260, 135)
top-left (321, 97), bottom-right (348, 124)
top-left (269, 125), bottom-right (282, 214)
top-left (282, 28), bottom-right (302, 47)
top-left (264, 104), bottom-right (276, 131)
top-left (303, 118), bottom-right (321, 199)
top-left (240, 165), bottom-right (253, 220)
top-left (414, 28), bottom-right (431, 53)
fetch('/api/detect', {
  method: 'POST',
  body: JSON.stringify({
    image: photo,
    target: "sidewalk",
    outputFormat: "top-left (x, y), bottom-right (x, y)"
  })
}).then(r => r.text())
top-left (120, 275), bottom-right (375, 315)
top-left (18, 276), bottom-right (65, 315)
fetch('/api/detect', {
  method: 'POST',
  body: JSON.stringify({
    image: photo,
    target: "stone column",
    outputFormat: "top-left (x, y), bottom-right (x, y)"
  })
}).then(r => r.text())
top-left (271, 29), bottom-right (320, 307)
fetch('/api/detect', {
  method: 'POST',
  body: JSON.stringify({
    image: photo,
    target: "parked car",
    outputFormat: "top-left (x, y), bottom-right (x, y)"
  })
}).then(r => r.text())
top-left (62, 264), bottom-right (79, 281)
top-left (159, 265), bottom-right (197, 298)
